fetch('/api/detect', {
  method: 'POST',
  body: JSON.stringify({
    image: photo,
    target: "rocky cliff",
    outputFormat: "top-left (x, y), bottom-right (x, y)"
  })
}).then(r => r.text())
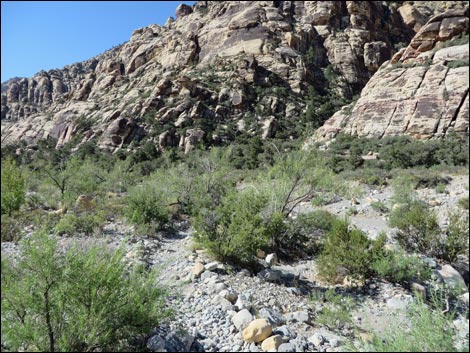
top-left (311, 6), bottom-right (469, 144)
top-left (1, 1), bottom-right (468, 151)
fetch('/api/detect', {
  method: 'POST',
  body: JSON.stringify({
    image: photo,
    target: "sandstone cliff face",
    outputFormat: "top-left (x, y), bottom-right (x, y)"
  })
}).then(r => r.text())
top-left (310, 7), bottom-right (469, 144)
top-left (1, 1), bottom-right (468, 151)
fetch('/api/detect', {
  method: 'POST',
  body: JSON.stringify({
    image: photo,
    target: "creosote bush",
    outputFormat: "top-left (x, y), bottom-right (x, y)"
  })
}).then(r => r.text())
top-left (1, 230), bottom-right (171, 352)
top-left (317, 218), bottom-right (386, 282)
top-left (193, 190), bottom-right (269, 265)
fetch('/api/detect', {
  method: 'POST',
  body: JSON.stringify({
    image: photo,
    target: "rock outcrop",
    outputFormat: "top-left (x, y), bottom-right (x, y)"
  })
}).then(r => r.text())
top-left (310, 7), bottom-right (469, 144)
top-left (2, 1), bottom-right (469, 152)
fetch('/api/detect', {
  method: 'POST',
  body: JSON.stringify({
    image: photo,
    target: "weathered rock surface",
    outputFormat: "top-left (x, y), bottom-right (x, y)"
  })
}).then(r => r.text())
top-left (310, 7), bottom-right (469, 144)
top-left (4, 1), bottom-right (466, 151)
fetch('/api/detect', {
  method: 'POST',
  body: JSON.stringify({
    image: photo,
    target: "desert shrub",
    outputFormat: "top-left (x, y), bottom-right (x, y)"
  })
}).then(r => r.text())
top-left (276, 210), bottom-right (335, 257)
top-left (439, 211), bottom-right (469, 263)
top-left (372, 249), bottom-right (431, 285)
top-left (370, 201), bottom-right (389, 214)
top-left (317, 219), bottom-right (386, 282)
top-left (1, 214), bottom-right (23, 242)
top-left (125, 182), bottom-right (170, 230)
top-left (1, 159), bottom-right (26, 216)
top-left (54, 211), bottom-right (106, 237)
top-left (388, 200), bottom-right (441, 256)
top-left (193, 189), bottom-right (269, 265)
top-left (310, 288), bottom-right (356, 330)
top-left (457, 196), bottom-right (469, 210)
top-left (1, 231), bottom-right (171, 352)
top-left (435, 182), bottom-right (447, 193)
top-left (359, 296), bottom-right (459, 352)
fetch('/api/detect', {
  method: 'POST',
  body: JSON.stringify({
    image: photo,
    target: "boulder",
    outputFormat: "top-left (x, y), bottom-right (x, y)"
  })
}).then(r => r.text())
top-left (437, 264), bottom-right (467, 292)
top-left (175, 4), bottom-right (193, 18)
top-left (242, 319), bottom-right (273, 343)
top-left (261, 335), bottom-right (283, 352)
top-left (232, 309), bottom-right (254, 330)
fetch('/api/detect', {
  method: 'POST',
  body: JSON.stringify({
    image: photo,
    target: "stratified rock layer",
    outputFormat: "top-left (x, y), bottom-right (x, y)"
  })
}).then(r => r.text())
top-left (311, 7), bottom-right (469, 144)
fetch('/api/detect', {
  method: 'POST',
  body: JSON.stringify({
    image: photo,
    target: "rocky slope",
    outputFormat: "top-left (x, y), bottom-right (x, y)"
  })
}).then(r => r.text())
top-left (311, 7), bottom-right (469, 144)
top-left (2, 1), bottom-right (468, 152)
top-left (2, 174), bottom-right (469, 352)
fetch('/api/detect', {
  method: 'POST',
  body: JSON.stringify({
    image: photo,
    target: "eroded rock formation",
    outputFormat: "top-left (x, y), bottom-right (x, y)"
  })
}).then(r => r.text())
top-left (310, 7), bottom-right (469, 144)
top-left (2, 1), bottom-right (468, 152)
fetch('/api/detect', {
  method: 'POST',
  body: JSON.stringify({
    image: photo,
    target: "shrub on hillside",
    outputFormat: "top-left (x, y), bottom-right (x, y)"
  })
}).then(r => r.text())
top-left (279, 210), bottom-right (337, 257)
top-left (126, 182), bottom-right (170, 230)
top-left (359, 296), bottom-right (460, 352)
top-left (317, 219), bottom-right (386, 282)
top-left (193, 190), bottom-right (269, 265)
top-left (388, 200), bottom-right (441, 256)
top-left (1, 159), bottom-right (26, 216)
top-left (54, 211), bottom-right (106, 237)
top-left (439, 211), bottom-right (469, 263)
top-left (1, 231), bottom-right (171, 352)
top-left (372, 249), bottom-right (431, 285)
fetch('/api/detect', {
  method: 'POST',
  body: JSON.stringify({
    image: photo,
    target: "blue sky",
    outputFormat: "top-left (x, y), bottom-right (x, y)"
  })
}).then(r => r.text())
top-left (1, 1), bottom-right (195, 82)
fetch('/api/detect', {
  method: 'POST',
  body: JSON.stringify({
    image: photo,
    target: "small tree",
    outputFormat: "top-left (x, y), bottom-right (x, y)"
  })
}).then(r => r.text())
top-left (1, 159), bottom-right (26, 215)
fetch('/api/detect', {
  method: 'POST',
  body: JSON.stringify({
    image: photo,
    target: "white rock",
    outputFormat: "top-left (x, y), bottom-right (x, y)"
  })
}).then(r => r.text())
top-left (265, 253), bottom-right (278, 267)
top-left (308, 332), bottom-right (325, 347)
top-left (232, 309), bottom-right (254, 330)
top-left (205, 261), bottom-right (220, 271)
top-left (437, 265), bottom-right (467, 293)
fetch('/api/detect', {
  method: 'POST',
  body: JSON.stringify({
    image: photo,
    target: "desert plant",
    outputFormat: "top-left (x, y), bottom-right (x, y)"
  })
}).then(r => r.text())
top-left (125, 182), bottom-right (170, 230)
top-left (1, 230), bottom-right (171, 352)
top-left (317, 219), bottom-right (386, 282)
top-left (439, 211), bottom-right (469, 263)
top-left (1, 159), bottom-right (26, 216)
top-left (370, 201), bottom-right (389, 214)
top-left (359, 295), bottom-right (460, 352)
top-left (54, 211), bottom-right (106, 237)
top-left (388, 200), bottom-right (441, 256)
top-left (372, 249), bottom-right (431, 285)
top-left (310, 288), bottom-right (356, 330)
top-left (193, 189), bottom-right (269, 265)
top-left (457, 196), bottom-right (469, 210)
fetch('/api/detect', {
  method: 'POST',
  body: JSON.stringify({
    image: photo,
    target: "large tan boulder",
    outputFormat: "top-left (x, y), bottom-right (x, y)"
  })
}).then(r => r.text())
top-left (261, 335), bottom-right (283, 352)
top-left (242, 319), bottom-right (272, 343)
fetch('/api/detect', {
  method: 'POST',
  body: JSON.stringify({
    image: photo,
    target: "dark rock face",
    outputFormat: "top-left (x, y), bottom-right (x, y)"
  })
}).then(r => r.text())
top-left (1, 1), bottom-right (468, 152)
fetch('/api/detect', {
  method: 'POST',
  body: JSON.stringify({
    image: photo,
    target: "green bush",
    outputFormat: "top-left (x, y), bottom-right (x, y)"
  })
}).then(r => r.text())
top-left (372, 249), bottom-right (431, 285)
top-left (370, 201), bottom-right (389, 214)
top-left (54, 211), bottom-right (106, 237)
top-left (317, 219), bottom-right (386, 282)
top-left (458, 196), bottom-right (469, 210)
top-left (435, 182), bottom-right (447, 194)
top-left (1, 213), bottom-right (23, 242)
top-left (310, 288), bottom-right (356, 330)
top-left (193, 190), bottom-right (269, 265)
top-left (439, 211), bottom-right (469, 263)
top-left (388, 200), bottom-right (441, 257)
top-left (1, 231), bottom-right (171, 352)
top-left (126, 182), bottom-right (170, 229)
top-left (1, 159), bottom-right (26, 216)
top-left (359, 296), bottom-right (460, 352)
